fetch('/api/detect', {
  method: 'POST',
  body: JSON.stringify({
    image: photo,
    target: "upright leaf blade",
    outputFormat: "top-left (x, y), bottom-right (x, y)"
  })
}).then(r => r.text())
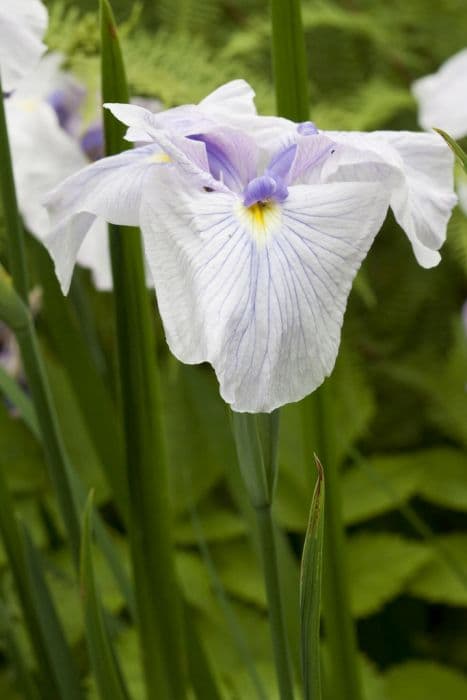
top-left (270, 0), bottom-right (309, 121)
top-left (0, 463), bottom-right (81, 699)
top-left (100, 2), bottom-right (186, 697)
top-left (21, 526), bottom-right (83, 700)
top-left (300, 456), bottom-right (325, 700)
top-left (80, 492), bottom-right (131, 700)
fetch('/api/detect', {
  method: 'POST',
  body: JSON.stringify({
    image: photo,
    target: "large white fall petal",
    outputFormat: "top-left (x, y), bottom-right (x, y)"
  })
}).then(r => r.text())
top-left (0, 0), bottom-right (48, 92)
top-left (140, 168), bottom-right (390, 413)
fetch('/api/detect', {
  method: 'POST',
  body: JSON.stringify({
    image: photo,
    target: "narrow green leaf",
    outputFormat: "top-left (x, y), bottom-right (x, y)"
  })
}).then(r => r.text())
top-left (300, 456), bottom-right (325, 700)
top-left (183, 604), bottom-right (223, 700)
top-left (0, 464), bottom-right (78, 699)
top-left (21, 526), bottom-right (83, 700)
top-left (434, 128), bottom-right (467, 171)
top-left (80, 492), bottom-right (131, 700)
top-left (0, 596), bottom-right (41, 700)
top-left (270, 0), bottom-right (310, 120)
top-left (100, 2), bottom-right (186, 697)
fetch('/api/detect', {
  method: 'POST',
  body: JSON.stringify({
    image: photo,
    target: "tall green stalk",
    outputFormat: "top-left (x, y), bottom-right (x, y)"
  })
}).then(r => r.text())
top-left (0, 72), bottom-right (82, 564)
top-left (99, 2), bottom-right (186, 699)
top-left (269, 1), bottom-right (364, 698)
top-left (270, 0), bottom-right (310, 122)
top-left (232, 412), bottom-right (295, 700)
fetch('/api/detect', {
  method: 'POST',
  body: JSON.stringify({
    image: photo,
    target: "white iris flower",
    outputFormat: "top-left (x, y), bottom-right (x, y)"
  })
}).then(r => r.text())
top-left (412, 49), bottom-right (467, 215)
top-left (44, 80), bottom-right (456, 412)
top-left (0, 0), bottom-right (47, 93)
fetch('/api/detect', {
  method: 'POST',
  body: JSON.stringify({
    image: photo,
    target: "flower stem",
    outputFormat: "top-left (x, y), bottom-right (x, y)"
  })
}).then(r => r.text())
top-left (232, 412), bottom-right (295, 700)
top-left (308, 388), bottom-right (364, 700)
top-left (0, 72), bottom-right (82, 564)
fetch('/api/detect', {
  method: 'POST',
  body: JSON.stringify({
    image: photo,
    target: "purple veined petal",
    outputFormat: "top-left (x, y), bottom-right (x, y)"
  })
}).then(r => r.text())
top-left (412, 49), bottom-right (467, 140)
top-left (324, 130), bottom-right (457, 267)
top-left (139, 166), bottom-right (390, 412)
top-left (287, 133), bottom-right (340, 185)
top-left (189, 127), bottom-right (258, 193)
top-left (43, 144), bottom-right (167, 293)
top-left (0, 0), bottom-right (48, 92)
top-left (266, 143), bottom-right (297, 181)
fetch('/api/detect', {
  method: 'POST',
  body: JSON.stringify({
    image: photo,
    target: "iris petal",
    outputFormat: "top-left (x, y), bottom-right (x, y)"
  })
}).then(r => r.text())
top-left (44, 144), bottom-right (164, 292)
top-left (140, 168), bottom-right (390, 412)
top-left (0, 0), bottom-right (48, 92)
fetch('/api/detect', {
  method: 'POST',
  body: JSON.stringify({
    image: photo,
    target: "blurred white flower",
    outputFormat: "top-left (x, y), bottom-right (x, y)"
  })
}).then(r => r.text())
top-left (412, 49), bottom-right (467, 139)
top-left (0, 0), bottom-right (47, 92)
top-left (412, 49), bottom-right (467, 217)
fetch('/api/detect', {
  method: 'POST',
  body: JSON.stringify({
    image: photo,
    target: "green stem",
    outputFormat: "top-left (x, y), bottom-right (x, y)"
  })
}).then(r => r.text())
top-left (256, 505), bottom-right (295, 700)
top-left (270, 0), bottom-right (309, 121)
top-left (0, 75), bottom-right (82, 564)
top-left (310, 388), bottom-right (364, 700)
top-left (100, 2), bottom-right (185, 698)
top-left (232, 412), bottom-right (294, 700)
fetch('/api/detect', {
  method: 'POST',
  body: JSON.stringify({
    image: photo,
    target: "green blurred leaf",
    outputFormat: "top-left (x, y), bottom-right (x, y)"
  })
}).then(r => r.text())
top-left (174, 507), bottom-right (246, 545)
top-left (45, 359), bottom-right (109, 505)
top-left (417, 449), bottom-right (467, 512)
top-left (162, 364), bottom-right (232, 515)
top-left (407, 533), bottom-right (467, 606)
top-left (347, 533), bottom-right (431, 617)
top-left (215, 541), bottom-right (266, 608)
top-left (384, 661), bottom-right (467, 700)
top-left (0, 402), bottom-right (46, 497)
top-left (342, 452), bottom-right (423, 526)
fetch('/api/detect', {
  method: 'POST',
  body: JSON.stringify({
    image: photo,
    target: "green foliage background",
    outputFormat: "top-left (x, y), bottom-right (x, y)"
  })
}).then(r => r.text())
top-left (1, 0), bottom-right (467, 698)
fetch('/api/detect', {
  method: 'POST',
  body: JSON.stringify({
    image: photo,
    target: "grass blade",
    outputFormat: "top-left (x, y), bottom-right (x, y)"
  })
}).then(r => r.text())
top-left (80, 492), bottom-right (131, 700)
top-left (100, 1), bottom-right (186, 697)
top-left (0, 595), bottom-right (41, 700)
top-left (300, 456), bottom-right (325, 700)
top-left (0, 463), bottom-right (81, 699)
